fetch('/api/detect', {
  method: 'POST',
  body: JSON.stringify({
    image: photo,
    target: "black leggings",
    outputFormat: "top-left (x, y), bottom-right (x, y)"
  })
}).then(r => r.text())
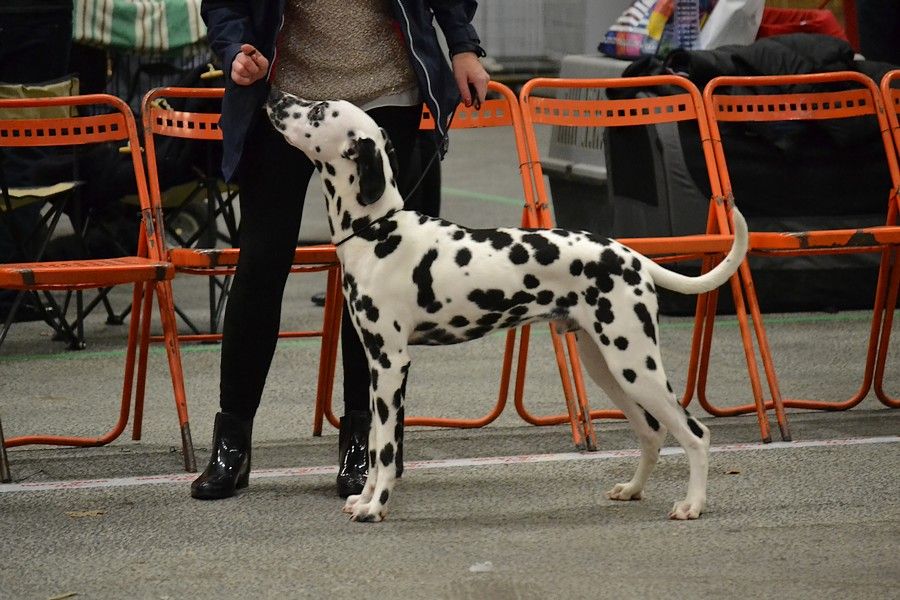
top-left (219, 104), bottom-right (436, 420)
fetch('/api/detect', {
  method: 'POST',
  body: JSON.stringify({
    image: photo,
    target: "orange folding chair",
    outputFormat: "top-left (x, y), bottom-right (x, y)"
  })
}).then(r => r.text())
top-left (703, 71), bottom-right (900, 416)
top-left (518, 76), bottom-right (785, 444)
top-left (137, 86), bottom-right (344, 441)
top-left (311, 80), bottom-right (594, 447)
top-left (0, 93), bottom-right (195, 476)
top-left (874, 69), bottom-right (900, 407)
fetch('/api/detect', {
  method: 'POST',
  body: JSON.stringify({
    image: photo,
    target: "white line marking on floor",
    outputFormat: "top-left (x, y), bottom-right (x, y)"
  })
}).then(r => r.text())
top-left (2, 435), bottom-right (897, 494)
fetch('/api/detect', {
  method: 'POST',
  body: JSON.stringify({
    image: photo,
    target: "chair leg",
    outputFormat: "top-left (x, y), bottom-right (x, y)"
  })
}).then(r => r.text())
top-left (875, 246), bottom-right (900, 407)
top-left (313, 266), bottom-right (343, 436)
top-left (0, 415), bottom-right (11, 483)
top-left (131, 281), bottom-right (155, 441)
top-left (155, 280), bottom-right (196, 472)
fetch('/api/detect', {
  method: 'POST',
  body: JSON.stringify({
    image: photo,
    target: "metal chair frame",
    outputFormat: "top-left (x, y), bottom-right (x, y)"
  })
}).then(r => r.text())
top-left (701, 71), bottom-right (900, 417)
top-left (518, 76), bottom-right (785, 444)
top-left (0, 93), bottom-right (195, 478)
top-left (872, 69), bottom-right (900, 407)
top-left (137, 86), bottom-right (344, 442)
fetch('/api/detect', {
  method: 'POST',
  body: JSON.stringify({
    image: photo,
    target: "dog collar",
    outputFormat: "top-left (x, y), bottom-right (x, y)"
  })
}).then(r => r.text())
top-left (334, 208), bottom-right (400, 247)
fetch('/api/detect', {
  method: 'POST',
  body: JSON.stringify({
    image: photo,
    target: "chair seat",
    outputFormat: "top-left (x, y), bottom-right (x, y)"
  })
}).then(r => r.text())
top-left (0, 256), bottom-right (173, 288)
top-left (169, 244), bottom-right (339, 269)
top-left (749, 224), bottom-right (900, 253)
top-left (618, 233), bottom-right (735, 257)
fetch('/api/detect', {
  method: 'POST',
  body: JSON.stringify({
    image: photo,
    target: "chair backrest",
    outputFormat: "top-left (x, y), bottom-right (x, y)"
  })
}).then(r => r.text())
top-left (420, 80), bottom-right (535, 227)
top-left (703, 71), bottom-right (900, 222)
top-left (518, 75), bottom-right (732, 235)
top-left (0, 93), bottom-right (163, 260)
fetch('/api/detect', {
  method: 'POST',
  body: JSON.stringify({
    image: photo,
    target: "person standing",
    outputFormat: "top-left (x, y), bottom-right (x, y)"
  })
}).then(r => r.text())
top-left (191, 0), bottom-right (489, 500)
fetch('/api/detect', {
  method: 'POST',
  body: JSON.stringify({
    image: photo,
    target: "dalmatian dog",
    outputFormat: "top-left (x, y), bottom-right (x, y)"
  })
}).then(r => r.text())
top-left (266, 89), bottom-right (748, 523)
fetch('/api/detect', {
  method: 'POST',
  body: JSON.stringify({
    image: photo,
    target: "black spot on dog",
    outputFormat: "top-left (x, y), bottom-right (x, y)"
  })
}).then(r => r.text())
top-left (374, 235), bottom-right (401, 258)
top-left (379, 443), bottom-right (395, 467)
top-left (376, 398), bottom-right (389, 425)
top-left (379, 490), bottom-right (389, 505)
top-left (324, 162), bottom-right (335, 176)
top-left (470, 229), bottom-right (513, 250)
top-left (314, 160), bottom-right (323, 172)
top-left (412, 249), bottom-right (442, 313)
top-left (634, 302), bottom-right (657, 344)
top-left (536, 290), bottom-right (554, 305)
top-left (509, 244), bottom-right (529, 265)
top-left (414, 321), bottom-right (437, 331)
top-left (349, 173), bottom-right (355, 184)
top-left (646, 356), bottom-right (657, 370)
top-left (623, 369), bottom-right (637, 383)
top-left (555, 291), bottom-right (578, 309)
top-left (464, 326), bottom-right (493, 340)
top-left (599, 334), bottom-right (610, 345)
top-left (595, 298), bottom-right (614, 324)
top-left (354, 295), bottom-right (379, 322)
top-left (522, 233), bottom-right (560, 265)
top-left (584, 286), bottom-right (600, 306)
top-left (452, 230), bottom-right (465, 241)
top-left (477, 312), bottom-right (502, 327)
top-left (392, 363), bottom-right (409, 408)
top-left (508, 305), bottom-right (529, 317)
top-left (688, 418), bottom-right (705, 438)
top-left (449, 315), bottom-right (470, 327)
top-left (341, 211), bottom-right (352, 230)
top-left (644, 409), bottom-right (660, 431)
top-left (455, 248), bottom-right (472, 267)
top-left (468, 289), bottom-right (535, 312)
top-left (369, 449), bottom-right (377, 465)
top-left (667, 380), bottom-right (674, 393)
top-left (614, 336), bottom-right (629, 350)
top-left (622, 268), bottom-right (642, 286)
top-left (524, 274), bottom-right (540, 289)
top-left (393, 321), bottom-right (401, 332)
top-left (570, 260), bottom-right (584, 276)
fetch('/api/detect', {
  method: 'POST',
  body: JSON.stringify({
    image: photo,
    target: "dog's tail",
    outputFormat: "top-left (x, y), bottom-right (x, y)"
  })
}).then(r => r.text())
top-left (643, 206), bottom-right (748, 295)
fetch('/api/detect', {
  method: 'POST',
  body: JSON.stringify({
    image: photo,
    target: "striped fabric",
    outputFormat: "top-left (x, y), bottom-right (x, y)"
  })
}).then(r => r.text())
top-left (73, 0), bottom-right (206, 53)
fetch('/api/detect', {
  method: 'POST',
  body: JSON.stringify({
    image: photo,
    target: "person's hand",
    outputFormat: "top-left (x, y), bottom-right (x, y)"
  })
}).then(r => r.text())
top-left (231, 43), bottom-right (269, 86)
top-left (452, 51), bottom-right (490, 108)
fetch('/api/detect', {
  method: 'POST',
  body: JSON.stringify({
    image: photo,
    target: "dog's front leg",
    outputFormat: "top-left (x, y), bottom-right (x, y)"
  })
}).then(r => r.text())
top-left (349, 349), bottom-right (410, 523)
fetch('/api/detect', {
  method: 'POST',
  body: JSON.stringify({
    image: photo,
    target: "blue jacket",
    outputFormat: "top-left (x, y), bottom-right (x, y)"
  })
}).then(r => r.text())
top-left (200, 0), bottom-right (485, 181)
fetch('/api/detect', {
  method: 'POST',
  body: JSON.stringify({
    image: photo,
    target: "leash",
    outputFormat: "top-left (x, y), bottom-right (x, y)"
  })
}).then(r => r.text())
top-left (334, 86), bottom-right (481, 248)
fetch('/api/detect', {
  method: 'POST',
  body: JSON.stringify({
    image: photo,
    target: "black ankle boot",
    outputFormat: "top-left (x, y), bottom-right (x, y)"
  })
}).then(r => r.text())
top-left (336, 411), bottom-right (369, 498)
top-left (191, 412), bottom-right (252, 500)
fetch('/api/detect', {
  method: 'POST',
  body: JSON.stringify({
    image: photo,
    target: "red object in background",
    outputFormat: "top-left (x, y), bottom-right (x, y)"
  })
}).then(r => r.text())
top-left (757, 7), bottom-right (849, 43)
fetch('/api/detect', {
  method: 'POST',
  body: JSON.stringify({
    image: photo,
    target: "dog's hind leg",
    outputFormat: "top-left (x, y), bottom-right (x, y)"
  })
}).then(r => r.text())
top-left (348, 349), bottom-right (410, 523)
top-left (576, 333), bottom-right (667, 502)
top-left (578, 309), bottom-right (710, 519)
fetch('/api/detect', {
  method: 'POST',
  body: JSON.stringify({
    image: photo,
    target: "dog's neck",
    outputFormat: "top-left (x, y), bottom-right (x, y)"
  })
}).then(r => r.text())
top-left (325, 183), bottom-right (405, 247)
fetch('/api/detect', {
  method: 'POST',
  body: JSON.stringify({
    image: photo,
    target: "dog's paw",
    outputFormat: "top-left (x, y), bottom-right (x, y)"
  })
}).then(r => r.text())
top-left (606, 482), bottom-right (643, 501)
top-left (668, 499), bottom-right (705, 520)
top-left (349, 503), bottom-right (385, 523)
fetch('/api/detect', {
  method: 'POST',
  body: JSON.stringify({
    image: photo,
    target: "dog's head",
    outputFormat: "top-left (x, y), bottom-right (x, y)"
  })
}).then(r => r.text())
top-left (266, 89), bottom-right (400, 208)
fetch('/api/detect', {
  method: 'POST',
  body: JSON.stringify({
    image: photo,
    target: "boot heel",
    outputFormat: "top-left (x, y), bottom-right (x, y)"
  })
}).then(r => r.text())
top-left (236, 469), bottom-right (250, 490)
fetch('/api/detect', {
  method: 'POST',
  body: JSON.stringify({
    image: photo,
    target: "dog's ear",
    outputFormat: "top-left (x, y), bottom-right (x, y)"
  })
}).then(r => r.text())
top-left (354, 137), bottom-right (386, 205)
top-left (380, 127), bottom-right (400, 178)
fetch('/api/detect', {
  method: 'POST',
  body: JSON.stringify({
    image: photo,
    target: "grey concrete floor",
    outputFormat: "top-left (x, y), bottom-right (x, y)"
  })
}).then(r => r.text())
top-left (2, 125), bottom-right (899, 599)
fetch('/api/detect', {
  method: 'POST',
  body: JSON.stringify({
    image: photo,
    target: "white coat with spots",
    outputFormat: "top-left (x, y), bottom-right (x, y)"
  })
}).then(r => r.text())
top-left (266, 90), bottom-right (748, 522)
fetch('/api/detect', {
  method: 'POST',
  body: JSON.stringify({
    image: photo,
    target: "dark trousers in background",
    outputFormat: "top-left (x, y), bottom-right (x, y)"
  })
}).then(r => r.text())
top-left (220, 104), bottom-right (438, 419)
